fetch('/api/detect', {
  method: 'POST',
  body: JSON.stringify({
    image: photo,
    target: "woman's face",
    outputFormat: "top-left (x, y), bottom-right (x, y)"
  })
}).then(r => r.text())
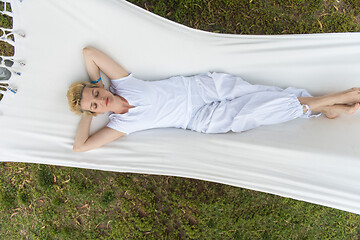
top-left (80, 86), bottom-right (115, 114)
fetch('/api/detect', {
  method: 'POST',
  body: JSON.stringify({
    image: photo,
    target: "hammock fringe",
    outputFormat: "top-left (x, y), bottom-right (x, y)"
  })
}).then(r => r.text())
top-left (0, 11), bottom-right (12, 17)
top-left (0, 1), bottom-right (21, 100)
top-left (0, 28), bottom-right (25, 45)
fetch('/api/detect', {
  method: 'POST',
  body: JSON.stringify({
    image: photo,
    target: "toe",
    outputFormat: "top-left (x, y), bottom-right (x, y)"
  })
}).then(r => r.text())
top-left (354, 102), bottom-right (360, 111)
top-left (348, 103), bottom-right (360, 114)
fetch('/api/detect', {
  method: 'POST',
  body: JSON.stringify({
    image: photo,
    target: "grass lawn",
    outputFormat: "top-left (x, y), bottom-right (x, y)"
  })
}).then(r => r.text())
top-left (1, 0), bottom-right (360, 239)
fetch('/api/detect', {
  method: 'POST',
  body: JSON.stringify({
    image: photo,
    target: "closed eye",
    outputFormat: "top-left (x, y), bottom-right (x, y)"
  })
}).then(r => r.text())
top-left (91, 89), bottom-right (99, 110)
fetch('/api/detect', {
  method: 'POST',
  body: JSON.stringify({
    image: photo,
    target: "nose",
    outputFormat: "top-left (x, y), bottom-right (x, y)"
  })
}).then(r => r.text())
top-left (95, 97), bottom-right (105, 106)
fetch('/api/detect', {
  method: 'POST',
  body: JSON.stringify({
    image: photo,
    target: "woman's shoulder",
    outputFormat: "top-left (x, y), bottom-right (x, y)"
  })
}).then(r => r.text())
top-left (111, 72), bottom-right (135, 82)
top-left (107, 106), bottom-right (152, 135)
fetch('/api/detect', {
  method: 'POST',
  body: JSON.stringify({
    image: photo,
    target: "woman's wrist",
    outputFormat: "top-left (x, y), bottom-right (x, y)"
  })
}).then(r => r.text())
top-left (91, 77), bottom-right (104, 88)
top-left (91, 77), bottom-right (101, 84)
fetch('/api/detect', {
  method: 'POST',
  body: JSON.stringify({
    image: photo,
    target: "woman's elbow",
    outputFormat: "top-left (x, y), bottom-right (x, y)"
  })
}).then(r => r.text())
top-left (83, 46), bottom-right (95, 56)
top-left (73, 144), bottom-right (87, 153)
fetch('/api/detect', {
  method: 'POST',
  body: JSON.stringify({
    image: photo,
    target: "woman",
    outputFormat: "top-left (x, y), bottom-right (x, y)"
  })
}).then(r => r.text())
top-left (67, 47), bottom-right (360, 152)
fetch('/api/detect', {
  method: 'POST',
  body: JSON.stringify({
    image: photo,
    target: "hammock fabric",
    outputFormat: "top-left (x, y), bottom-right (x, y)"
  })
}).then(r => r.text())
top-left (1, 0), bottom-right (360, 214)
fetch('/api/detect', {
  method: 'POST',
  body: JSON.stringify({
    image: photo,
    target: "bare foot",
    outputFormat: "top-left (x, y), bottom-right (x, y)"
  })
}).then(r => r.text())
top-left (321, 103), bottom-right (360, 119)
top-left (325, 88), bottom-right (360, 106)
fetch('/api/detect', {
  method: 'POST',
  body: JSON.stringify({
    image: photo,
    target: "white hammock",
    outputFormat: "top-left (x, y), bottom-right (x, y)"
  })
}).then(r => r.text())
top-left (1, 0), bottom-right (360, 214)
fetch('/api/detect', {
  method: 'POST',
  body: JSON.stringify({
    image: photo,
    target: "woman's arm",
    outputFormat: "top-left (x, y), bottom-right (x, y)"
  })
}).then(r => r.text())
top-left (83, 47), bottom-right (129, 87)
top-left (73, 114), bottom-right (126, 152)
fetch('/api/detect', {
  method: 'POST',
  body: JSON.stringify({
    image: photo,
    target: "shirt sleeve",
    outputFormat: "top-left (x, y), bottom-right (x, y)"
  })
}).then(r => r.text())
top-left (106, 118), bottom-right (130, 135)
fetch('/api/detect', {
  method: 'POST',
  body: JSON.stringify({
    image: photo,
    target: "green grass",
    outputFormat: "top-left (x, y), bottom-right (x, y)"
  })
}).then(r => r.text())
top-left (1, 162), bottom-right (360, 239)
top-left (1, 0), bottom-right (360, 239)
top-left (131, 0), bottom-right (360, 34)
top-left (0, 1), bottom-right (13, 56)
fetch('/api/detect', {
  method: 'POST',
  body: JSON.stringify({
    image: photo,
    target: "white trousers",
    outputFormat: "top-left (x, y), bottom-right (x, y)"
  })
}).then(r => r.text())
top-left (186, 72), bottom-right (319, 134)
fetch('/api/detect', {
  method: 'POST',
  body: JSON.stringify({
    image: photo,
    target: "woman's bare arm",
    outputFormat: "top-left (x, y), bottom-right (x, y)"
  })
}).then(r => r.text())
top-left (73, 114), bottom-right (126, 152)
top-left (83, 46), bottom-right (129, 86)
top-left (73, 47), bottom-right (128, 151)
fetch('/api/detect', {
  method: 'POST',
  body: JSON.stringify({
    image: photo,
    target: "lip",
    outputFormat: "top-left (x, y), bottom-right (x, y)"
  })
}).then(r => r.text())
top-left (106, 97), bottom-right (109, 106)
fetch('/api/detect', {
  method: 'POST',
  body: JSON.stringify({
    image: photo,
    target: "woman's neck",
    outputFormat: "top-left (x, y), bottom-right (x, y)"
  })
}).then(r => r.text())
top-left (112, 95), bottom-right (134, 114)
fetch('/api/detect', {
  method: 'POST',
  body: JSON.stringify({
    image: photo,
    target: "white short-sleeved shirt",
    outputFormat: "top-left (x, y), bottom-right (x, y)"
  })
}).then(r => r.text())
top-left (106, 73), bottom-right (203, 135)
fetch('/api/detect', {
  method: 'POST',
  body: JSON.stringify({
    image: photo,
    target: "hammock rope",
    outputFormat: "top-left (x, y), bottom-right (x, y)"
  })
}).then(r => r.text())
top-left (0, 1), bottom-right (24, 98)
top-left (0, 10), bottom-right (12, 18)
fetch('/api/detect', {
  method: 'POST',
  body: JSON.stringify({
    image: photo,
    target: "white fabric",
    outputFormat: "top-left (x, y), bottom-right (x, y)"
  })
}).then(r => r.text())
top-left (107, 71), bottom-right (317, 135)
top-left (107, 73), bottom-right (193, 134)
top-left (185, 72), bottom-right (318, 133)
top-left (2, 0), bottom-right (360, 214)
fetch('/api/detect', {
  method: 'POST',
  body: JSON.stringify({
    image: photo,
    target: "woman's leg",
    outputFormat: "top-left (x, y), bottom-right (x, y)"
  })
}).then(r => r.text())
top-left (298, 88), bottom-right (360, 118)
top-left (195, 72), bottom-right (284, 103)
top-left (195, 72), bottom-right (315, 103)
top-left (188, 87), bottom-right (360, 134)
top-left (188, 91), bottom-right (307, 133)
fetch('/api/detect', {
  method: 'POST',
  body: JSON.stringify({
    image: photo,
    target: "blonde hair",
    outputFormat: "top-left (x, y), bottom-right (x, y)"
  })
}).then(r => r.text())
top-left (66, 81), bottom-right (98, 116)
